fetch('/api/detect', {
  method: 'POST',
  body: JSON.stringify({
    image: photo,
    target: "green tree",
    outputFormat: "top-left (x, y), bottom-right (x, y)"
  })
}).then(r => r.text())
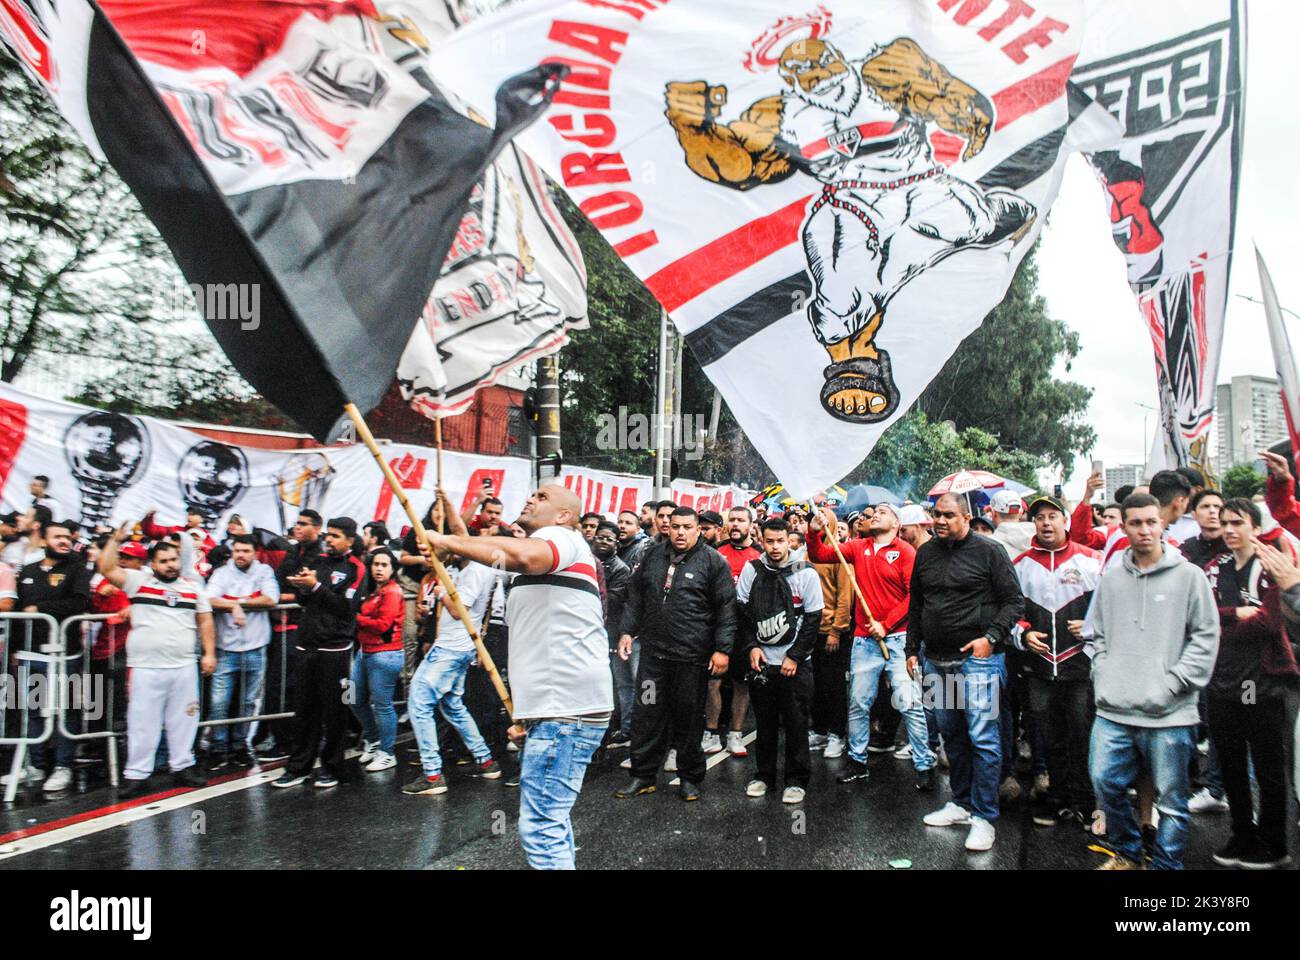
top-left (1220, 463), bottom-right (1265, 500)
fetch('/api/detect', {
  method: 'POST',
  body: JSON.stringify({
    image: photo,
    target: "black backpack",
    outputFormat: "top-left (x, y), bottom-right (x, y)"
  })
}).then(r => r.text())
top-left (745, 558), bottom-right (801, 647)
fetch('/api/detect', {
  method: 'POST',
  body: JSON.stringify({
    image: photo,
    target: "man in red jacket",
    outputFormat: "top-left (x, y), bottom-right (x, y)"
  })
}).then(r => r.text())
top-left (808, 504), bottom-right (937, 789)
top-left (1262, 450), bottom-right (1300, 541)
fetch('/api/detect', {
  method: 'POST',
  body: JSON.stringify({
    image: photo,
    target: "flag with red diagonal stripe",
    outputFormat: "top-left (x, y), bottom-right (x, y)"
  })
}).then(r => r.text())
top-left (428, 0), bottom-right (1242, 498)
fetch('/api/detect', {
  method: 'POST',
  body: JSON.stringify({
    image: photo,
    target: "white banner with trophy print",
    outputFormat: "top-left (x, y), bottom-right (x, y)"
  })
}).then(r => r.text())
top-left (0, 383), bottom-right (532, 537)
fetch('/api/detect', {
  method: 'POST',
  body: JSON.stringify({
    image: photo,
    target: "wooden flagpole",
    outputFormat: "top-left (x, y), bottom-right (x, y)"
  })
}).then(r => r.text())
top-left (345, 403), bottom-right (513, 715)
top-left (821, 511), bottom-right (889, 660)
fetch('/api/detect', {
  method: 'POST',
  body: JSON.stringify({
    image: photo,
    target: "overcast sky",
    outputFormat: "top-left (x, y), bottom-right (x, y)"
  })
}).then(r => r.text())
top-left (1037, 1), bottom-right (1296, 492)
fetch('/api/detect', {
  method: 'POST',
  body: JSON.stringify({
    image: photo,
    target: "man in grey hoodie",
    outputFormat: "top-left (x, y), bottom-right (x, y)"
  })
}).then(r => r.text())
top-left (1088, 493), bottom-right (1220, 870)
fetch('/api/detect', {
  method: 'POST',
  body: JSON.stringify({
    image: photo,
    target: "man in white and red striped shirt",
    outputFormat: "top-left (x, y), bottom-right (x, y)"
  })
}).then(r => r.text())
top-left (99, 529), bottom-right (215, 798)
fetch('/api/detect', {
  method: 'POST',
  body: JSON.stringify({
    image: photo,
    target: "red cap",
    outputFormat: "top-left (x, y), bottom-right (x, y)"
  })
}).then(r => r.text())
top-left (119, 541), bottom-right (148, 560)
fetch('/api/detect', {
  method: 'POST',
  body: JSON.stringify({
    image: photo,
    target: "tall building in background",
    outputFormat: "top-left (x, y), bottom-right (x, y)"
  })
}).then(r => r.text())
top-left (1215, 376), bottom-right (1286, 476)
top-left (1103, 464), bottom-right (1143, 502)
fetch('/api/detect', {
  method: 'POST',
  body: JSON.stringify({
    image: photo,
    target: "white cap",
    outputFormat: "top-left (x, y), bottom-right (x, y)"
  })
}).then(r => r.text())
top-left (989, 490), bottom-right (1024, 515)
top-left (897, 504), bottom-right (931, 527)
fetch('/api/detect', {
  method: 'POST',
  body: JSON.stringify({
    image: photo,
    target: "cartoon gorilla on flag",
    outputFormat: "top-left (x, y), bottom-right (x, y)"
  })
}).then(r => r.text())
top-left (666, 36), bottom-right (1037, 423)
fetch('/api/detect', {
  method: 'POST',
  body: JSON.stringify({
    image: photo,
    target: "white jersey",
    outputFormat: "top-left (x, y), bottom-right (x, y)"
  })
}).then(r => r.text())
top-left (436, 560), bottom-right (498, 653)
top-left (121, 569), bottom-right (211, 669)
top-left (205, 561), bottom-right (279, 652)
top-left (506, 525), bottom-right (613, 721)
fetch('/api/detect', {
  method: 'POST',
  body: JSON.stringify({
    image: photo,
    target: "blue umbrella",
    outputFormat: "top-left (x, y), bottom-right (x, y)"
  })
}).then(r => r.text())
top-left (836, 484), bottom-right (904, 516)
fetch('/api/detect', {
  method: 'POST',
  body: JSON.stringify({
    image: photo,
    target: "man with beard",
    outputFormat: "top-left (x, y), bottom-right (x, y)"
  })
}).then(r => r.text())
top-left (272, 517), bottom-right (365, 790)
top-left (640, 501), bottom-right (657, 536)
top-left (99, 530), bottom-right (214, 798)
top-left (592, 521), bottom-right (633, 746)
top-left (423, 485), bottom-right (612, 869)
top-left (4, 520), bottom-right (92, 792)
top-left (708, 505), bottom-right (762, 757)
top-left (698, 510), bottom-right (725, 548)
top-left (616, 509), bottom-right (650, 573)
top-left (1180, 489), bottom-right (1226, 569)
top-left (615, 507), bottom-right (736, 801)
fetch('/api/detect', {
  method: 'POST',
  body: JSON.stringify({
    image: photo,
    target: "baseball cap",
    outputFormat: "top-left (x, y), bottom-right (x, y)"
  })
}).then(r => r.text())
top-left (1026, 495), bottom-right (1066, 520)
top-left (897, 504), bottom-right (931, 527)
top-left (989, 490), bottom-right (1024, 515)
top-left (119, 540), bottom-right (148, 560)
top-left (970, 515), bottom-right (994, 533)
top-left (0, 510), bottom-right (17, 525)
top-left (698, 510), bottom-right (724, 527)
top-left (844, 510), bottom-right (863, 525)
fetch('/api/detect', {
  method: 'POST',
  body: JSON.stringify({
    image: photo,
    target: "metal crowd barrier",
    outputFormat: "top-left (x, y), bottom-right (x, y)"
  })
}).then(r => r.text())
top-left (4, 597), bottom-right (422, 795)
top-left (1, 613), bottom-right (62, 803)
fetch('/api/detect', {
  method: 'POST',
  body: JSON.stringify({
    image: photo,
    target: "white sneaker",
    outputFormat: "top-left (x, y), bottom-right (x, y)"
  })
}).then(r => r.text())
top-left (808, 732), bottom-right (828, 750)
top-left (0, 764), bottom-right (44, 787)
top-left (782, 785), bottom-right (806, 804)
top-left (664, 749), bottom-right (678, 772)
top-left (358, 740), bottom-right (377, 765)
top-left (43, 766), bottom-right (73, 793)
top-left (923, 801), bottom-right (973, 827)
top-left (619, 757), bottom-right (632, 769)
top-left (726, 732), bottom-right (748, 757)
top-left (365, 751), bottom-right (397, 772)
top-left (824, 735), bottom-right (845, 759)
top-left (893, 743), bottom-right (913, 760)
top-left (964, 817), bottom-right (996, 851)
top-left (1188, 788), bottom-right (1229, 814)
top-left (701, 732), bottom-right (723, 754)
top-left (745, 779), bottom-right (768, 798)
top-left (506, 739), bottom-right (520, 753)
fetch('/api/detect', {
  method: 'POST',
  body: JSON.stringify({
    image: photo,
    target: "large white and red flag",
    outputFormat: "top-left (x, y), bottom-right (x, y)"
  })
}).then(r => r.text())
top-left (428, 0), bottom-right (1243, 496)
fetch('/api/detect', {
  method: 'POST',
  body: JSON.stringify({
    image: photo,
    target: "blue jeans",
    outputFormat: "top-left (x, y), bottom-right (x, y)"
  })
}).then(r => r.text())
top-left (1089, 716), bottom-right (1196, 869)
top-left (518, 719), bottom-right (607, 870)
top-left (208, 648), bottom-right (267, 752)
top-left (926, 654), bottom-right (1004, 823)
top-left (351, 649), bottom-right (403, 755)
top-left (849, 634), bottom-right (935, 771)
top-left (409, 646), bottom-right (491, 777)
top-left (609, 648), bottom-right (635, 737)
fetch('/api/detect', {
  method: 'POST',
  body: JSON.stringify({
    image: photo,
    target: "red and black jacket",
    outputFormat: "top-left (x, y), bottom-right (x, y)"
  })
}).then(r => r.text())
top-left (1010, 539), bottom-right (1102, 681)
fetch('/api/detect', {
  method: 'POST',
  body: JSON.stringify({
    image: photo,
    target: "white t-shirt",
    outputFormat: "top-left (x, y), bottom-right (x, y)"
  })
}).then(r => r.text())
top-left (205, 561), bottom-right (279, 652)
top-left (506, 525), bottom-right (613, 721)
top-left (436, 560), bottom-right (498, 652)
top-left (121, 569), bottom-right (211, 669)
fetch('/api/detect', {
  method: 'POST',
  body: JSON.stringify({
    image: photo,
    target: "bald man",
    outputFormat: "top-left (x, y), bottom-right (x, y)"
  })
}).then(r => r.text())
top-left (425, 484), bottom-right (613, 870)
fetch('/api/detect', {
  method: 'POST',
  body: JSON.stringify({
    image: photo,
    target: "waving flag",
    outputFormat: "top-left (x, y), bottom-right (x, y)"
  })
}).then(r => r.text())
top-left (1070, 0), bottom-right (1245, 476)
top-left (0, 0), bottom-right (563, 440)
top-left (427, 0), bottom-right (1243, 497)
top-left (395, 0), bottom-right (589, 420)
top-left (1257, 248), bottom-right (1300, 456)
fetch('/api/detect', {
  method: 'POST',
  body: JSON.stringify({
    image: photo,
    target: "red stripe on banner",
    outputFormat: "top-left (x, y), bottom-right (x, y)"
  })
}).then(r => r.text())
top-left (645, 196), bottom-right (813, 313)
top-left (992, 54), bottom-right (1077, 130)
top-left (0, 394), bottom-right (28, 494)
top-left (641, 58), bottom-right (1073, 315)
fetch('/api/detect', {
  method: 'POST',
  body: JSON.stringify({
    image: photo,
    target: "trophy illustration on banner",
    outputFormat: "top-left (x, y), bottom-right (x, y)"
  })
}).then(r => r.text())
top-left (273, 452), bottom-right (335, 533)
top-left (64, 411), bottom-right (151, 529)
top-left (178, 441), bottom-right (250, 530)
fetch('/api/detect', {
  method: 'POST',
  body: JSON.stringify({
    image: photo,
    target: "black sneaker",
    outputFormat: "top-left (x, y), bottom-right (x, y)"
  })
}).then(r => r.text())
top-left (1057, 807), bottom-right (1087, 829)
top-left (1212, 835), bottom-right (1252, 868)
top-left (402, 774), bottom-right (447, 795)
top-left (172, 767), bottom-right (207, 788)
top-left (504, 772), bottom-right (521, 788)
top-left (258, 746), bottom-right (290, 763)
top-left (272, 772), bottom-right (309, 789)
top-left (607, 731), bottom-right (632, 749)
top-left (613, 777), bottom-right (656, 799)
top-left (231, 749), bottom-right (256, 769)
top-left (117, 777), bottom-right (150, 799)
top-left (679, 781), bottom-right (702, 801)
top-left (837, 760), bottom-right (870, 784)
top-left (1031, 798), bottom-right (1058, 827)
top-left (205, 753), bottom-right (229, 773)
top-left (313, 773), bottom-right (339, 789)
top-left (474, 758), bottom-right (502, 780)
top-left (915, 768), bottom-right (936, 792)
top-left (1238, 844), bottom-right (1293, 871)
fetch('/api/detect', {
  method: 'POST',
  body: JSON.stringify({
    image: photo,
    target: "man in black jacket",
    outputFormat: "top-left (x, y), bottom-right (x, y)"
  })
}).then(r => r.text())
top-left (593, 521), bottom-right (634, 745)
top-left (615, 506), bottom-right (735, 800)
top-left (9, 520), bottom-right (91, 792)
top-left (273, 517), bottom-right (365, 789)
top-left (736, 518), bottom-right (823, 803)
top-left (907, 493), bottom-right (1024, 852)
